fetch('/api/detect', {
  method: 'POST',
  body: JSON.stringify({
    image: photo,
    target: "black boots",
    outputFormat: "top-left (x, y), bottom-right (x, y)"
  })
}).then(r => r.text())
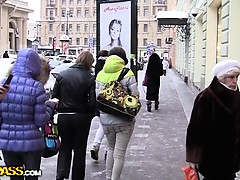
top-left (147, 101), bottom-right (151, 112)
top-left (147, 101), bottom-right (159, 112)
top-left (155, 101), bottom-right (159, 110)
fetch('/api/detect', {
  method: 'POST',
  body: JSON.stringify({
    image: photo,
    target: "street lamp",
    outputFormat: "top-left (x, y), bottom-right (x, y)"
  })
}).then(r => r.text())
top-left (35, 23), bottom-right (41, 42)
top-left (66, 8), bottom-right (69, 35)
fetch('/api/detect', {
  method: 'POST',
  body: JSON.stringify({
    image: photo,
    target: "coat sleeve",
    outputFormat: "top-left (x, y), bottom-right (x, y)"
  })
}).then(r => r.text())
top-left (51, 75), bottom-right (62, 99)
top-left (87, 77), bottom-right (97, 116)
top-left (186, 90), bottom-right (211, 164)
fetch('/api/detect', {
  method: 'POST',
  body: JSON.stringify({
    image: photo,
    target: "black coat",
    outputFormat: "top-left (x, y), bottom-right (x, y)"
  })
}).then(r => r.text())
top-left (52, 64), bottom-right (97, 116)
top-left (186, 77), bottom-right (240, 179)
top-left (95, 57), bottom-right (106, 77)
top-left (146, 53), bottom-right (163, 100)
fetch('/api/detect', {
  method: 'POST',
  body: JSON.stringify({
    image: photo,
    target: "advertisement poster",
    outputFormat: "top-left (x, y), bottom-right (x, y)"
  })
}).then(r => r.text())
top-left (100, 1), bottom-right (131, 60)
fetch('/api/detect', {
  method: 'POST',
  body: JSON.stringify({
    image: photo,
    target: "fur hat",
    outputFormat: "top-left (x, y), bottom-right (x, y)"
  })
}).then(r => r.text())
top-left (97, 50), bottom-right (108, 58)
top-left (212, 59), bottom-right (240, 78)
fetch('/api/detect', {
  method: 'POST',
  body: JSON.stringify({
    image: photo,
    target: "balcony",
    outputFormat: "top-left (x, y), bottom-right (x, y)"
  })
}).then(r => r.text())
top-left (154, 0), bottom-right (167, 5)
top-left (46, 16), bottom-right (55, 21)
top-left (47, 3), bottom-right (56, 8)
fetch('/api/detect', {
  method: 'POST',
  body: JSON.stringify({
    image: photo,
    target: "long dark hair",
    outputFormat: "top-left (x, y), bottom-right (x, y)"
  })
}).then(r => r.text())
top-left (146, 53), bottom-right (163, 78)
top-left (108, 19), bottom-right (122, 47)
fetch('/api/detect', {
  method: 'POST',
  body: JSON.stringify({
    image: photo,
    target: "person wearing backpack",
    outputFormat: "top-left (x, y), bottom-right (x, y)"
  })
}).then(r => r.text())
top-left (96, 47), bottom-right (139, 180)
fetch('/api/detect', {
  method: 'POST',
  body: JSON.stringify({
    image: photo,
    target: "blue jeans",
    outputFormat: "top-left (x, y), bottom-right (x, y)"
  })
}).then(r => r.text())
top-left (103, 123), bottom-right (135, 180)
top-left (2, 150), bottom-right (41, 180)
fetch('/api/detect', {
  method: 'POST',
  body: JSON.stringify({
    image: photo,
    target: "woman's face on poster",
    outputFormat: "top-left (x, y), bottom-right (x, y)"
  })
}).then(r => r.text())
top-left (110, 23), bottom-right (121, 40)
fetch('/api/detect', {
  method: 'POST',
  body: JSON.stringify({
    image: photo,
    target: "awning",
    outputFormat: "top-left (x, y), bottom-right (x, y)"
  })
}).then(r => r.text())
top-left (156, 11), bottom-right (188, 26)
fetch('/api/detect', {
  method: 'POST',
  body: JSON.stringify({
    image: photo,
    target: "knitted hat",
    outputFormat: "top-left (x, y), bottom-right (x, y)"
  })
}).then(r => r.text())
top-left (108, 47), bottom-right (128, 65)
top-left (212, 59), bottom-right (240, 78)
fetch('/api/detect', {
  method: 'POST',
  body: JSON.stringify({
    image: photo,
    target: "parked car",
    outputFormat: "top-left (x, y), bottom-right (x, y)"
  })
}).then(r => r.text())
top-left (44, 62), bottom-right (74, 99)
top-left (0, 58), bottom-right (15, 82)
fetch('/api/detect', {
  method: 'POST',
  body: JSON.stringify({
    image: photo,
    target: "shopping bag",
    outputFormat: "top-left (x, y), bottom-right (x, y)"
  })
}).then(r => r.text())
top-left (97, 68), bottom-right (141, 119)
top-left (142, 74), bottom-right (148, 86)
top-left (182, 165), bottom-right (200, 180)
top-left (42, 121), bottom-right (61, 158)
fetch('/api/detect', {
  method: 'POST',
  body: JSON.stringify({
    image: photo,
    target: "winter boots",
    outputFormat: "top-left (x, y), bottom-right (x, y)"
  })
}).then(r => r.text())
top-left (147, 100), bottom-right (159, 112)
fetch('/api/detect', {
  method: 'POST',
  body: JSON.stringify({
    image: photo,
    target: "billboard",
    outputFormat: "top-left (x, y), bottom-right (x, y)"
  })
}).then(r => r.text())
top-left (99, 1), bottom-right (131, 60)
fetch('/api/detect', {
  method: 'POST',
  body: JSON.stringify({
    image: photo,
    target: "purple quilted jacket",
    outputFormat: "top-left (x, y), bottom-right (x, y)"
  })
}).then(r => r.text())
top-left (0, 49), bottom-right (53, 152)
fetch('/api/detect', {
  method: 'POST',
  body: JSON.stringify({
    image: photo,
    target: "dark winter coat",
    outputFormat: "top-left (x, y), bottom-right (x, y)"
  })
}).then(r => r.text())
top-left (186, 76), bottom-right (240, 179)
top-left (95, 56), bottom-right (107, 77)
top-left (146, 53), bottom-right (163, 100)
top-left (0, 49), bottom-right (54, 152)
top-left (52, 64), bottom-right (97, 116)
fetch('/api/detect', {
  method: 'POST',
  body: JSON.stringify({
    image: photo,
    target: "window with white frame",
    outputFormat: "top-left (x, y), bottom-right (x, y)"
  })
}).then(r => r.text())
top-left (61, 24), bottom-right (65, 32)
top-left (85, 9), bottom-right (89, 17)
top-left (84, 38), bottom-right (88, 45)
top-left (84, 24), bottom-right (88, 32)
top-left (76, 24), bottom-right (80, 32)
top-left (143, 24), bottom-right (148, 32)
top-left (61, 9), bottom-right (66, 17)
top-left (143, 38), bottom-right (147, 46)
top-left (69, 24), bottom-right (72, 31)
top-left (76, 38), bottom-right (80, 45)
top-left (93, 24), bottom-right (96, 32)
top-left (49, 24), bottom-right (53, 31)
top-left (144, 8), bottom-right (148, 16)
top-left (61, 0), bottom-right (66, 5)
top-left (157, 39), bottom-right (161, 47)
top-left (77, 9), bottom-right (81, 17)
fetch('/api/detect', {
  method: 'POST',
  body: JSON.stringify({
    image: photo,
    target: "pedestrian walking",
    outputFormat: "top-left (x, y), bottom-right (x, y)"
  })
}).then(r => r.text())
top-left (162, 57), bottom-right (169, 76)
top-left (91, 49), bottom-right (109, 161)
top-left (186, 59), bottom-right (240, 180)
top-left (0, 48), bottom-right (56, 180)
top-left (96, 47), bottom-right (139, 180)
top-left (52, 51), bottom-right (97, 180)
top-left (2, 50), bottom-right (9, 58)
top-left (145, 52), bottom-right (163, 112)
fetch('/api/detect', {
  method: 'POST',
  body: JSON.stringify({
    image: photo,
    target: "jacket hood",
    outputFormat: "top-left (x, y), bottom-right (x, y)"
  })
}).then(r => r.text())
top-left (12, 49), bottom-right (41, 79)
top-left (102, 55), bottom-right (125, 73)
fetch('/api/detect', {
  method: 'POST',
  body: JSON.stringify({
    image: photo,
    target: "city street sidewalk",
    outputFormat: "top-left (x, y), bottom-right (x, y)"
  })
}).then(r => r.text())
top-left (0, 67), bottom-right (198, 180)
top-left (83, 67), bottom-right (197, 180)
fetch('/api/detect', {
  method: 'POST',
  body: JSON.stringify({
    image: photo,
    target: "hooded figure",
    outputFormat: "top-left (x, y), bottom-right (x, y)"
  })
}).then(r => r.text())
top-left (0, 49), bottom-right (55, 174)
top-left (186, 59), bottom-right (240, 180)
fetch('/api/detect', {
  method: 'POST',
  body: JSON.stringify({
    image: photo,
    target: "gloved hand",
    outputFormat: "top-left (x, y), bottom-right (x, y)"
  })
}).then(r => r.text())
top-left (46, 98), bottom-right (59, 109)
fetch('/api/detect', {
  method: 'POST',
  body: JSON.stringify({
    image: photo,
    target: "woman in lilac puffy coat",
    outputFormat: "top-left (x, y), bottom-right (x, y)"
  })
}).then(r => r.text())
top-left (0, 49), bottom-right (55, 180)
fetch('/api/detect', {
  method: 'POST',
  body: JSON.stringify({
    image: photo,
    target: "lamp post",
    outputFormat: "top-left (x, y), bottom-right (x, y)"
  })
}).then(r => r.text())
top-left (35, 23), bottom-right (41, 42)
top-left (66, 8), bottom-right (69, 35)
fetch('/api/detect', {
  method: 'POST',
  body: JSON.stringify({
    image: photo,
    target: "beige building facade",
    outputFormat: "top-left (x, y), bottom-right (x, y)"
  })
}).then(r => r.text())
top-left (175, 0), bottom-right (240, 91)
top-left (0, 0), bottom-right (33, 56)
top-left (39, 0), bottom-right (177, 56)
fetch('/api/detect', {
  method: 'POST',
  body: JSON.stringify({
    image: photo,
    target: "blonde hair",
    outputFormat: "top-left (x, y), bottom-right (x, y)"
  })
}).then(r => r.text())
top-left (37, 56), bottom-right (51, 85)
top-left (75, 51), bottom-right (94, 70)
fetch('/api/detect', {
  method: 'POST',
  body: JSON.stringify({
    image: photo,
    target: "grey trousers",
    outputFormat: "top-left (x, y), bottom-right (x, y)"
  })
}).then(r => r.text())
top-left (103, 123), bottom-right (135, 180)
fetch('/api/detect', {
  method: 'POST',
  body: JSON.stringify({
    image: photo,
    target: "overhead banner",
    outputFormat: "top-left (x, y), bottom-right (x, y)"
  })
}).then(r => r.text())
top-left (99, 1), bottom-right (131, 60)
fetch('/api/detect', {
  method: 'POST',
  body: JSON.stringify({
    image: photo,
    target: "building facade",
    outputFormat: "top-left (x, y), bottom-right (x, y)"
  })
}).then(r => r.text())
top-left (0, 0), bottom-right (33, 56)
top-left (39, 0), bottom-right (176, 56)
top-left (175, 0), bottom-right (240, 91)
